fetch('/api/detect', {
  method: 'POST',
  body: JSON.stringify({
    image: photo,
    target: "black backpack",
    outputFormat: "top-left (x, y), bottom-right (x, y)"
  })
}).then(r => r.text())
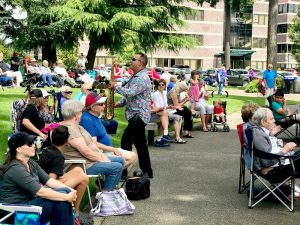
top-left (123, 171), bottom-right (150, 200)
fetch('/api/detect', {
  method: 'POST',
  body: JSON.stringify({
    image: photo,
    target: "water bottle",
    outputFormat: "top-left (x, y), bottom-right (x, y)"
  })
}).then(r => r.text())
top-left (35, 137), bottom-right (43, 155)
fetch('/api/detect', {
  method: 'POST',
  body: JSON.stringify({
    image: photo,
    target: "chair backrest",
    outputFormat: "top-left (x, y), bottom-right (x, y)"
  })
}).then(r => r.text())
top-left (54, 92), bottom-right (64, 121)
top-left (10, 99), bottom-right (26, 132)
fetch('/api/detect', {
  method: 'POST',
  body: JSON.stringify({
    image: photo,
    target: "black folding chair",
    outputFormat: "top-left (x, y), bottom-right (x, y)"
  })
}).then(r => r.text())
top-left (247, 127), bottom-right (297, 212)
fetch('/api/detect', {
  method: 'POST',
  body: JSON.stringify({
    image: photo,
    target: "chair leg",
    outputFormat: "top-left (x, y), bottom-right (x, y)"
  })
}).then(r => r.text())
top-left (86, 182), bottom-right (93, 210)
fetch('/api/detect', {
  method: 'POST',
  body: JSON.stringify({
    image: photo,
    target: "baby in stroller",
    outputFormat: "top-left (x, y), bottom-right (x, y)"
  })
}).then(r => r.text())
top-left (211, 100), bottom-right (230, 132)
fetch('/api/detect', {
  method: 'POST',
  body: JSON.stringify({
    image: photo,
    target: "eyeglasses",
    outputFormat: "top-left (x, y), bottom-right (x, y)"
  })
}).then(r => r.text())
top-left (158, 84), bottom-right (165, 87)
top-left (64, 91), bottom-right (73, 94)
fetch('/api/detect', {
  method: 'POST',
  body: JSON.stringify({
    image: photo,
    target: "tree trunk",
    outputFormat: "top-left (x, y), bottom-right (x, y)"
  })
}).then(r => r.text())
top-left (86, 33), bottom-right (99, 70)
top-left (42, 41), bottom-right (56, 65)
top-left (267, 0), bottom-right (278, 67)
top-left (223, 1), bottom-right (231, 69)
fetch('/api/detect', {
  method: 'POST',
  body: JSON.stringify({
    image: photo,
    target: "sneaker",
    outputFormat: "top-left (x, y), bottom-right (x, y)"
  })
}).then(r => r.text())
top-left (161, 135), bottom-right (175, 143)
top-left (154, 140), bottom-right (170, 147)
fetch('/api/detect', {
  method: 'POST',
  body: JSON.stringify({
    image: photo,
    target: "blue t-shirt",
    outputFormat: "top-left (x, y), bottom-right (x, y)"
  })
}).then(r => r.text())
top-left (271, 101), bottom-right (287, 121)
top-left (80, 111), bottom-right (112, 146)
top-left (263, 69), bottom-right (277, 88)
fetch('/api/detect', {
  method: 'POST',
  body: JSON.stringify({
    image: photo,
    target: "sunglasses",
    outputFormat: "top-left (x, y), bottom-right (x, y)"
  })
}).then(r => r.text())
top-left (64, 91), bottom-right (73, 94)
top-left (158, 84), bottom-right (165, 87)
top-left (132, 57), bottom-right (141, 62)
top-left (87, 89), bottom-right (93, 91)
top-left (26, 141), bottom-right (35, 147)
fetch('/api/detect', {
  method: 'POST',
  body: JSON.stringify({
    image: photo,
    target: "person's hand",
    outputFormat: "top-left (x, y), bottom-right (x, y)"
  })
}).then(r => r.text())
top-left (271, 125), bottom-right (281, 135)
top-left (114, 102), bottom-right (120, 108)
top-left (113, 148), bottom-right (122, 156)
top-left (67, 190), bottom-right (77, 202)
top-left (99, 153), bottom-right (111, 162)
top-left (40, 133), bottom-right (48, 141)
top-left (282, 142), bottom-right (297, 154)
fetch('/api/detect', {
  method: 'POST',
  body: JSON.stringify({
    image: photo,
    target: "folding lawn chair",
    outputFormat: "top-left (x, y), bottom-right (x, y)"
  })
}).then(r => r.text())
top-left (64, 159), bottom-right (103, 210)
top-left (237, 123), bottom-right (250, 193)
top-left (0, 203), bottom-right (42, 224)
top-left (246, 126), bottom-right (297, 212)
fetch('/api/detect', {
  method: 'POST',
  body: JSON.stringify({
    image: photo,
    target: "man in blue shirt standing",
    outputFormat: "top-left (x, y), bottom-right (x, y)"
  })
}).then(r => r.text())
top-left (263, 64), bottom-right (277, 107)
top-left (217, 65), bottom-right (227, 95)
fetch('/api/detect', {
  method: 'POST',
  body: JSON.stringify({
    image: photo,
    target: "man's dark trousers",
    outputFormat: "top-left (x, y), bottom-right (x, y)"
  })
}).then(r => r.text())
top-left (121, 116), bottom-right (153, 177)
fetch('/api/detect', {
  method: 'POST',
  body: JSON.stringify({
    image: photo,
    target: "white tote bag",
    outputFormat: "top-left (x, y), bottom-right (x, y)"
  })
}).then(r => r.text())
top-left (90, 188), bottom-right (135, 217)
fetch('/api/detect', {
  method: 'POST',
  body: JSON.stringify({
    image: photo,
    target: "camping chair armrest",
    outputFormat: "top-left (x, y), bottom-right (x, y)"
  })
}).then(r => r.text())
top-left (64, 159), bottom-right (86, 164)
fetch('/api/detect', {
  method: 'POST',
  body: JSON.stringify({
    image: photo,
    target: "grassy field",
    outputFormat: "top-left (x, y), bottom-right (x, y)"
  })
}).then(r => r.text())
top-left (0, 86), bottom-right (298, 161)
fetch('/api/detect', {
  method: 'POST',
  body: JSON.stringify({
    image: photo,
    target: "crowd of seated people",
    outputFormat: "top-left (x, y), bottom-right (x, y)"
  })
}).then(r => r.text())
top-left (0, 51), bottom-right (23, 87)
top-left (60, 100), bottom-right (124, 192)
top-left (27, 58), bottom-right (55, 87)
top-left (80, 93), bottom-right (137, 177)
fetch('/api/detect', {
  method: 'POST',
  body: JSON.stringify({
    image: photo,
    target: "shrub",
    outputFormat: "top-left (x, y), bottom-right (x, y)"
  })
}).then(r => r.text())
top-left (245, 79), bottom-right (259, 93)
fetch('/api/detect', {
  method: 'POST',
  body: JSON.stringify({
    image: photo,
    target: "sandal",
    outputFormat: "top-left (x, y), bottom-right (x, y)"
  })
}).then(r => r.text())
top-left (183, 133), bottom-right (194, 138)
top-left (176, 139), bottom-right (187, 144)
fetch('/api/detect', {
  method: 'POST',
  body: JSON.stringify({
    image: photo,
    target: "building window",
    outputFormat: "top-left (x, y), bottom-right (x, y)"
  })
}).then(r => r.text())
top-left (253, 38), bottom-right (267, 48)
top-left (182, 10), bottom-right (204, 21)
top-left (277, 44), bottom-right (293, 53)
top-left (253, 14), bottom-right (268, 25)
top-left (184, 34), bottom-right (203, 46)
top-left (278, 4), bottom-right (298, 14)
top-left (277, 24), bottom-right (289, 33)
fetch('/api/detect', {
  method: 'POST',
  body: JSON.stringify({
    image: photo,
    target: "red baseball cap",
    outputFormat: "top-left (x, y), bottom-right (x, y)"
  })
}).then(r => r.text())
top-left (85, 93), bottom-right (107, 108)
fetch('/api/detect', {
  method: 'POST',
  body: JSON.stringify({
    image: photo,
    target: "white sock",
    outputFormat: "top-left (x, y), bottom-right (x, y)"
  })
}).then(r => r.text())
top-left (163, 130), bottom-right (168, 136)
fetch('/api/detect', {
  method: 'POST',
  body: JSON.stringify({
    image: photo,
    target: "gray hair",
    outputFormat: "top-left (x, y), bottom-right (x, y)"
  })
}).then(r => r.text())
top-left (62, 100), bottom-right (83, 120)
top-left (251, 108), bottom-right (269, 126)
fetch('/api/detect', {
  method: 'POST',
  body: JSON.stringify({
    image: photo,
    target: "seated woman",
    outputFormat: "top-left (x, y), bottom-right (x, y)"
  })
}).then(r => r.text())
top-left (271, 89), bottom-right (300, 122)
top-left (20, 89), bottom-right (47, 141)
top-left (61, 100), bottom-right (124, 191)
top-left (0, 132), bottom-right (76, 225)
top-left (152, 78), bottom-right (186, 145)
top-left (167, 81), bottom-right (194, 138)
top-left (39, 125), bottom-right (89, 224)
top-left (39, 90), bottom-right (55, 125)
top-left (193, 79), bottom-right (213, 132)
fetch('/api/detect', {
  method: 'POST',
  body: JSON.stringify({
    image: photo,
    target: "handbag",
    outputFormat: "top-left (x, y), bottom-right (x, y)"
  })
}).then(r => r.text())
top-left (90, 188), bottom-right (135, 217)
top-left (123, 175), bottom-right (150, 200)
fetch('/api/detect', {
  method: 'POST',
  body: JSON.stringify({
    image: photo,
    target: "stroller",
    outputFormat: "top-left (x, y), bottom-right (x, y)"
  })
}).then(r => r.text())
top-left (211, 100), bottom-right (230, 132)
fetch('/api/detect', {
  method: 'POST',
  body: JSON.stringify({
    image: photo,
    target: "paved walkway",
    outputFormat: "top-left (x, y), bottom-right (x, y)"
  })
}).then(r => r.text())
top-left (93, 92), bottom-right (300, 225)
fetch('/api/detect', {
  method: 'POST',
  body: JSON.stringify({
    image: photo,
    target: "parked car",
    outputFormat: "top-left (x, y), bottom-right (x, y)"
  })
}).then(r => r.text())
top-left (202, 69), bottom-right (217, 85)
top-left (284, 68), bottom-right (300, 76)
top-left (227, 69), bottom-right (250, 87)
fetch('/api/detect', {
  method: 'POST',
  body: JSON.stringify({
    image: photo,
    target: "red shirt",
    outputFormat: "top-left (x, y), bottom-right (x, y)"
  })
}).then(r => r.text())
top-left (214, 105), bottom-right (224, 114)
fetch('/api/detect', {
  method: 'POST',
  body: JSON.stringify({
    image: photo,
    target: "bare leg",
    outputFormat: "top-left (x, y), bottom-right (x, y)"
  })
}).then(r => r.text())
top-left (205, 114), bottom-right (211, 129)
top-left (200, 114), bottom-right (208, 131)
top-left (121, 151), bottom-right (137, 168)
top-left (157, 109), bottom-right (169, 132)
top-left (59, 167), bottom-right (89, 215)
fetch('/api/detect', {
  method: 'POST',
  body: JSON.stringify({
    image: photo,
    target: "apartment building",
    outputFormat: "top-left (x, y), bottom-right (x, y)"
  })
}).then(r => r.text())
top-left (79, 0), bottom-right (300, 70)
